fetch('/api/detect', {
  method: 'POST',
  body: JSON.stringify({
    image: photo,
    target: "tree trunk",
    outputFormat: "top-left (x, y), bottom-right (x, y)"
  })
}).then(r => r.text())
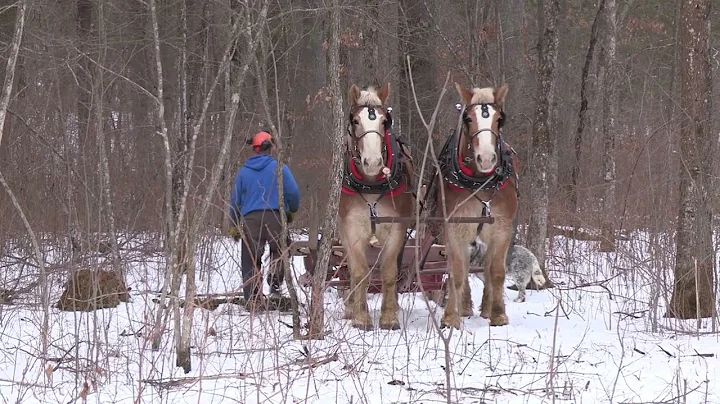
top-left (252, 10), bottom-right (303, 336)
top-left (570, 0), bottom-right (606, 215)
top-left (399, 0), bottom-right (437, 159)
top-left (598, 0), bottom-right (617, 252)
top-left (665, 0), bottom-right (715, 320)
top-left (363, 0), bottom-right (380, 84)
top-left (496, 0), bottom-right (526, 105)
top-left (496, 0), bottom-right (526, 246)
top-left (308, 0), bottom-right (344, 339)
top-left (525, 0), bottom-right (560, 289)
top-left (92, 0), bottom-right (122, 271)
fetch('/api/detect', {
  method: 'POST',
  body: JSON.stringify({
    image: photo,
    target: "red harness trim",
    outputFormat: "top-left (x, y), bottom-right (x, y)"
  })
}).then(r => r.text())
top-left (341, 130), bottom-right (406, 197)
top-left (448, 141), bottom-right (509, 192)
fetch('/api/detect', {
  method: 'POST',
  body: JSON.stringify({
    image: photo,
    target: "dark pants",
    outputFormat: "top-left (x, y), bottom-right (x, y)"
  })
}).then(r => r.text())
top-left (240, 210), bottom-right (287, 301)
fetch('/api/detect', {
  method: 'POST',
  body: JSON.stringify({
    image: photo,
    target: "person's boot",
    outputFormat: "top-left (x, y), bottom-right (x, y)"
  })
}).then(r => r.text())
top-left (244, 294), bottom-right (268, 314)
top-left (269, 282), bottom-right (282, 298)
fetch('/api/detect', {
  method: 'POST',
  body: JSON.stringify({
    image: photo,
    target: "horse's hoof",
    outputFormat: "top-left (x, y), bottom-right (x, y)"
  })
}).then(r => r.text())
top-left (380, 315), bottom-right (400, 330)
top-left (440, 315), bottom-right (462, 330)
top-left (460, 307), bottom-right (473, 317)
top-left (380, 319), bottom-right (400, 330)
top-left (489, 313), bottom-right (509, 326)
top-left (352, 321), bottom-right (375, 331)
top-left (479, 308), bottom-right (491, 319)
top-left (342, 310), bottom-right (353, 320)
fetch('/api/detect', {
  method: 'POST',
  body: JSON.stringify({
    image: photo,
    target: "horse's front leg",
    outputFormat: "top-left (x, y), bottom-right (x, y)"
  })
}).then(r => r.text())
top-left (345, 239), bottom-right (374, 331)
top-left (441, 235), bottom-right (468, 329)
top-left (480, 226), bottom-right (512, 326)
top-left (379, 225), bottom-right (404, 330)
top-left (461, 279), bottom-right (473, 317)
top-left (479, 269), bottom-right (493, 319)
top-left (341, 281), bottom-right (354, 320)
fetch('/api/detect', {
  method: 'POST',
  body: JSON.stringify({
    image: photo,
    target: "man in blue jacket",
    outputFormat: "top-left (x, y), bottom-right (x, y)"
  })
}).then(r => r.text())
top-left (229, 131), bottom-right (300, 311)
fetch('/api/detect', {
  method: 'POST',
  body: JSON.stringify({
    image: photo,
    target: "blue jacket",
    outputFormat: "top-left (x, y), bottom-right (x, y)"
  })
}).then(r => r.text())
top-left (229, 154), bottom-right (301, 224)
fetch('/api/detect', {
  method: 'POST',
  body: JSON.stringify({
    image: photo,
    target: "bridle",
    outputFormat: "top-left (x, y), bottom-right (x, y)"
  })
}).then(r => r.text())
top-left (342, 103), bottom-right (407, 237)
top-left (436, 100), bottom-right (516, 195)
top-left (346, 104), bottom-right (392, 164)
top-left (458, 102), bottom-right (508, 176)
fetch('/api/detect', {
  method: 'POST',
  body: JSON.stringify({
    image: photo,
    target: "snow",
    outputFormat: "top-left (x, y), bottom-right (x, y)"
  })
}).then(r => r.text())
top-left (0, 230), bottom-right (717, 404)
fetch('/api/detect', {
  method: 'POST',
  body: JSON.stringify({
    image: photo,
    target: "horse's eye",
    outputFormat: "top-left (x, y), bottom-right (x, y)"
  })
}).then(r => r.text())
top-left (352, 119), bottom-right (359, 125)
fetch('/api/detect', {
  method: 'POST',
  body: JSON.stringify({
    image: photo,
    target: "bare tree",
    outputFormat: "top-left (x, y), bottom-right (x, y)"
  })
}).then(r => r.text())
top-left (525, 0), bottom-right (561, 289)
top-left (0, 0), bottom-right (42, 358)
top-left (252, 22), bottom-right (304, 335)
top-left (665, 0), bottom-right (715, 320)
top-left (598, 0), bottom-right (618, 252)
top-left (148, 0), bottom-right (267, 370)
top-left (0, 0), bottom-right (26, 149)
top-left (570, 0), bottom-right (606, 214)
top-left (92, 0), bottom-right (122, 269)
top-left (308, 0), bottom-right (344, 339)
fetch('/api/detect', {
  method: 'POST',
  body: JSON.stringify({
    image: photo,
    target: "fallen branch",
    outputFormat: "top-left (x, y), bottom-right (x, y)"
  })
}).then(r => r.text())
top-left (297, 351), bottom-right (339, 370)
top-left (143, 372), bottom-right (248, 390)
top-left (656, 345), bottom-right (674, 358)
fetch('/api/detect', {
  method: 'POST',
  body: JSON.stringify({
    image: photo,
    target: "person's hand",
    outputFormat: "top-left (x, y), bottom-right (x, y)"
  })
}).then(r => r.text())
top-left (228, 225), bottom-right (242, 242)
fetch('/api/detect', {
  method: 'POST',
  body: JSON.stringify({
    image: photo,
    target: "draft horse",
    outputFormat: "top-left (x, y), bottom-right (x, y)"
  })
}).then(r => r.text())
top-left (434, 83), bottom-right (519, 329)
top-left (338, 83), bottom-right (414, 331)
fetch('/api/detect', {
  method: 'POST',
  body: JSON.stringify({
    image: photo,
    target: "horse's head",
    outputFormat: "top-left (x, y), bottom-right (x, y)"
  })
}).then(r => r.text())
top-left (455, 83), bottom-right (508, 175)
top-left (347, 83), bottom-right (390, 178)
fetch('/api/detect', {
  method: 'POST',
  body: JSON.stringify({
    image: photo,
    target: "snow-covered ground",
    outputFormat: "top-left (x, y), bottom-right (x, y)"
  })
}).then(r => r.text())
top-left (0, 230), bottom-right (717, 404)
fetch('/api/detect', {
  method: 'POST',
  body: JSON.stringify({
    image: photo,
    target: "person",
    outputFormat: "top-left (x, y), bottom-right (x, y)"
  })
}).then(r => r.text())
top-left (229, 131), bottom-right (300, 311)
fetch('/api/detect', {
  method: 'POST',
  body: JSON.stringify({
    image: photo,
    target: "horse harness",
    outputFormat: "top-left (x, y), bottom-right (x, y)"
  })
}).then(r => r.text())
top-left (342, 105), bottom-right (412, 236)
top-left (436, 102), bottom-right (520, 228)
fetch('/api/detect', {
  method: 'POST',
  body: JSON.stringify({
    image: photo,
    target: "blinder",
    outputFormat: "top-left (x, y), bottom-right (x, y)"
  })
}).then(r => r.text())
top-left (455, 102), bottom-right (512, 177)
top-left (347, 105), bottom-right (394, 138)
top-left (346, 105), bottom-right (395, 165)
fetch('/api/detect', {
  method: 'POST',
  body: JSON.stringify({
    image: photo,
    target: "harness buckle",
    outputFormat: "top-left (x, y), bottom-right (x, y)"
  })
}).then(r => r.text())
top-left (368, 201), bottom-right (381, 247)
top-left (481, 200), bottom-right (491, 217)
top-left (368, 201), bottom-right (378, 217)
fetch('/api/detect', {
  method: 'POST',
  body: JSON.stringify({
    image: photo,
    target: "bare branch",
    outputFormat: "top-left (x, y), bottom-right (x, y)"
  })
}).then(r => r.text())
top-left (0, 0), bottom-right (27, 149)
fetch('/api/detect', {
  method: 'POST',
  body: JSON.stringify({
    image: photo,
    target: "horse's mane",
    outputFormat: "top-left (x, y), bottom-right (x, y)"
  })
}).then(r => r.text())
top-left (356, 87), bottom-right (383, 107)
top-left (469, 87), bottom-right (495, 104)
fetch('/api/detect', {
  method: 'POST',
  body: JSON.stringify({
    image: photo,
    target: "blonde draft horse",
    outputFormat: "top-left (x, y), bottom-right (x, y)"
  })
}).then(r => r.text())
top-left (338, 83), bottom-right (414, 331)
top-left (436, 83), bottom-right (518, 329)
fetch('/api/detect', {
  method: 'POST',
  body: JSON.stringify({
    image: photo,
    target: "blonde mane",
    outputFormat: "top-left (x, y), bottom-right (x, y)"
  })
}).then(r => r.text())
top-left (469, 87), bottom-right (496, 104)
top-left (356, 87), bottom-right (383, 107)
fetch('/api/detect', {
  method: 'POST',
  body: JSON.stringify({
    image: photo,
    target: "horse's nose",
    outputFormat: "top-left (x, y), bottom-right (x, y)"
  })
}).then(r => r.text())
top-left (476, 152), bottom-right (498, 172)
top-left (362, 157), bottom-right (383, 168)
top-left (476, 153), bottom-right (497, 165)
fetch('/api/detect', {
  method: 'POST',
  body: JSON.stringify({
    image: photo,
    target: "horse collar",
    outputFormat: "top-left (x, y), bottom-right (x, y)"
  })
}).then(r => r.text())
top-left (342, 129), bottom-right (407, 197)
top-left (438, 128), bottom-right (515, 193)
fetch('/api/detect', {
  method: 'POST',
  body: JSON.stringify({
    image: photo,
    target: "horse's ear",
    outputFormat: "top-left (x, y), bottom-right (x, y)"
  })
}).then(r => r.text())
top-left (495, 84), bottom-right (509, 108)
top-left (454, 82), bottom-right (473, 105)
top-left (378, 82), bottom-right (390, 104)
top-left (348, 84), bottom-right (361, 106)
